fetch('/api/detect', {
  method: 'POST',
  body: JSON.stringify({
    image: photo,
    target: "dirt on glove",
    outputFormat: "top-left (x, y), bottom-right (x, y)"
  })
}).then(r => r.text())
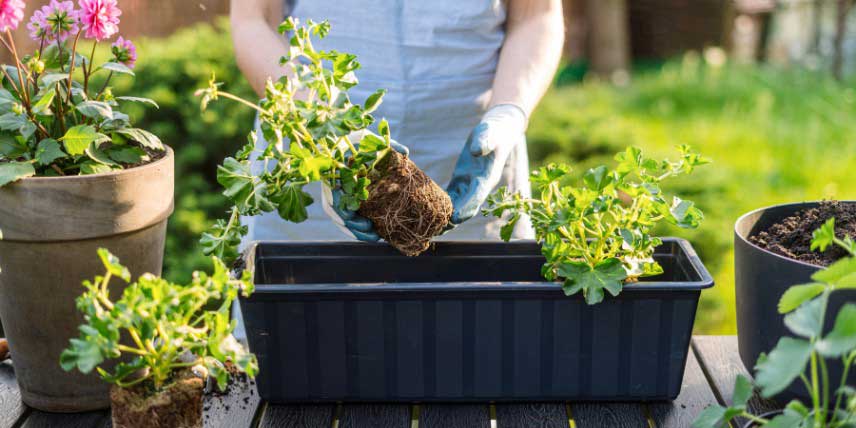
top-left (749, 201), bottom-right (856, 267)
top-left (359, 151), bottom-right (453, 256)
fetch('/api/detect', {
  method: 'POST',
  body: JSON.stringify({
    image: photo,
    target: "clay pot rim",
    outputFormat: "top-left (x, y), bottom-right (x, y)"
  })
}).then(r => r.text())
top-left (734, 200), bottom-right (856, 270)
top-left (8, 145), bottom-right (173, 184)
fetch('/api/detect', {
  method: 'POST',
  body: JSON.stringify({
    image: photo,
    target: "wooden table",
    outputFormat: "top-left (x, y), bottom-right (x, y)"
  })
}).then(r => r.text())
top-left (0, 336), bottom-right (782, 428)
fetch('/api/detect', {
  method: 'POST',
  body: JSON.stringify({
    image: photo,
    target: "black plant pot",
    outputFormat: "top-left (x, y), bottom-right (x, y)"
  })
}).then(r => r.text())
top-left (240, 239), bottom-right (713, 403)
top-left (735, 201), bottom-right (856, 403)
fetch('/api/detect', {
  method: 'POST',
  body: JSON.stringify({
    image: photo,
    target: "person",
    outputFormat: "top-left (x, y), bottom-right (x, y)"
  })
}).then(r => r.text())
top-left (230, 0), bottom-right (565, 243)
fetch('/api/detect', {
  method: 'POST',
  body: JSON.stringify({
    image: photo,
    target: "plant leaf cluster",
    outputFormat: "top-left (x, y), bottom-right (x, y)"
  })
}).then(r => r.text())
top-left (693, 219), bottom-right (856, 428)
top-left (195, 18), bottom-right (394, 264)
top-left (485, 146), bottom-right (708, 304)
top-left (0, 33), bottom-right (162, 187)
top-left (60, 249), bottom-right (258, 391)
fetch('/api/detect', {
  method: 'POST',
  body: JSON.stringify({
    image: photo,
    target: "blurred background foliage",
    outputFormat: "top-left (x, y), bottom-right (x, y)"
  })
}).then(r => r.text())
top-left (119, 18), bottom-right (856, 334)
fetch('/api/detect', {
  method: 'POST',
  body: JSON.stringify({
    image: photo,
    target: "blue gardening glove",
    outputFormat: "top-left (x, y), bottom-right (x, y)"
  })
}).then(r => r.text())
top-left (446, 104), bottom-right (527, 226)
top-left (322, 130), bottom-right (409, 242)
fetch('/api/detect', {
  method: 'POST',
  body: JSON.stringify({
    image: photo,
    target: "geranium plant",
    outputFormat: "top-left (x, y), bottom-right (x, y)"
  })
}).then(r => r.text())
top-left (60, 248), bottom-right (258, 391)
top-left (485, 146), bottom-right (709, 304)
top-left (0, 0), bottom-right (163, 188)
top-left (693, 218), bottom-right (856, 428)
top-left (195, 17), bottom-right (451, 262)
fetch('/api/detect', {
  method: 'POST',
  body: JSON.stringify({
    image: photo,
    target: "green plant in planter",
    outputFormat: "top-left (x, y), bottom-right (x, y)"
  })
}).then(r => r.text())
top-left (195, 17), bottom-right (452, 262)
top-left (60, 249), bottom-right (258, 391)
top-left (692, 219), bottom-right (856, 428)
top-left (0, 0), bottom-right (163, 188)
top-left (485, 146), bottom-right (709, 304)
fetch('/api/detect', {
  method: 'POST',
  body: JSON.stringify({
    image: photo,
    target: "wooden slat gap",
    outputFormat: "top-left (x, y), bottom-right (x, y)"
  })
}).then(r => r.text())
top-left (641, 403), bottom-right (656, 428)
top-left (250, 401), bottom-right (268, 428)
top-left (10, 406), bottom-right (32, 428)
top-left (692, 339), bottom-right (729, 407)
top-left (489, 403), bottom-right (497, 428)
top-left (565, 402), bottom-right (576, 428)
top-left (411, 404), bottom-right (420, 428)
top-left (332, 403), bottom-right (342, 428)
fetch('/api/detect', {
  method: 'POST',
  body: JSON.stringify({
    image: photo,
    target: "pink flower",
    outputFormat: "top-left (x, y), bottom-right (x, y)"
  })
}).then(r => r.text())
top-left (28, 1), bottom-right (80, 43)
top-left (0, 0), bottom-right (25, 32)
top-left (78, 0), bottom-right (120, 41)
top-left (111, 36), bottom-right (136, 68)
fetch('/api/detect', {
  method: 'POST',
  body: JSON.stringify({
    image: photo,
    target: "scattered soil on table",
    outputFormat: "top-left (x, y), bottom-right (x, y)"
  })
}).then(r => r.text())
top-left (203, 362), bottom-right (257, 422)
top-left (111, 369), bottom-right (204, 428)
top-left (749, 201), bottom-right (856, 266)
top-left (359, 151), bottom-right (453, 256)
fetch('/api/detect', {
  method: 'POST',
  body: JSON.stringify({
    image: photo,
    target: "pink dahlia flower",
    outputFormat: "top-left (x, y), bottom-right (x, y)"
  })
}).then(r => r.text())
top-left (111, 36), bottom-right (136, 69)
top-left (78, 0), bottom-right (120, 41)
top-left (0, 0), bottom-right (25, 32)
top-left (28, 1), bottom-right (80, 43)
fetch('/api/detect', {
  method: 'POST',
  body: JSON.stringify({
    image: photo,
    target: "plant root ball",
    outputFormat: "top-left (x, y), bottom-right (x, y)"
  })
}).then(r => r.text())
top-left (359, 151), bottom-right (453, 256)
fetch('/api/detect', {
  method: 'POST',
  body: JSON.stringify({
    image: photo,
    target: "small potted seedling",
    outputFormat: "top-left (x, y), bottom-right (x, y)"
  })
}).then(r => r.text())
top-left (61, 249), bottom-right (257, 428)
top-left (485, 145), bottom-right (709, 303)
top-left (195, 18), bottom-right (451, 262)
top-left (693, 222), bottom-right (856, 428)
top-left (735, 201), bottom-right (856, 400)
top-left (0, 0), bottom-right (172, 411)
top-left (238, 146), bottom-right (714, 403)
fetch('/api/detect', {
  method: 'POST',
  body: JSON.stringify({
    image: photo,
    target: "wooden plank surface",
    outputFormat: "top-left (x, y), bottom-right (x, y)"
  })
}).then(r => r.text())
top-left (0, 361), bottom-right (26, 428)
top-left (647, 347), bottom-right (720, 428)
top-left (21, 411), bottom-right (111, 428)
top-left (203, 376), bottom-right (262, 428)
top-left (257, 404), bottom-right (335, 428)
top-left (338, 404), bottom-right (410, 428)
top-left (495, 403), bottom-right (568, 428)
top-left (420, 404), bottom-right (490, 428)
top-left (692, 336), bottom-right (781, 426)
top-left (572, 403), bottom-right (647, 428)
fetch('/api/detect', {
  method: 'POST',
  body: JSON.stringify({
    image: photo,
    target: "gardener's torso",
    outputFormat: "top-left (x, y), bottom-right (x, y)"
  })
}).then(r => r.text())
top-left (244, 0), bottom-right (532, 243)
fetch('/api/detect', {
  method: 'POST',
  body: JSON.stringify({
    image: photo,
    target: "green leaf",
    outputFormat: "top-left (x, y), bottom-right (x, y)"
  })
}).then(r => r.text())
top-left (200, 218), bottom-right (247, 263)
top-left (0, 134), bottom-right (26, 157)
top-left (763, 412), bottom-right (804, 428)
top-left (216, 157), bottom-right (276, 214)
top-left (558, 258), bottom-right (627, 305)
top-left (76, 101), bottom-right (114, 120)
top-left (114, 96), bottom-right (159, 109)
top-left (778, 283), bottom-right (826, 314)
top-left (670, 197), bottom-right (703, 228)
top-left (0, 112), bottom-right (27, 131)
top-left (0, 88), bottom-right (16, 111)
top-left (783, 293), bottom-right (826, 338)
top-left (297, 156), bottom-right (333, 181)
top-left (114, 128), bottom-right (163, 151)
top-left (813, 257), bottom-right (856, 287)
top-left (85, 145), bottom-right (119, 166)
top-left (39, 73), bottom-right (69, 87)
top-left (811, 218), bottom-right (837, 252)
top-left (32, 88), bottom-right (56, 115)
top-left (815, 303), bottom-right (856, 357)
top-left (60, 125), bottom-right (108, 156)
top-left (690, 405), bottom-right (731, 428)
top-left (97, 248), bottom-right (131, 282)
top-left (754, 337), bottom-right (813, 397)
top-left (35, 138), bottom-right (66, 166)
top-left (59, 338), bottom-right (104, 373)
top-left (732, 374), bottom-right (753, 407)
top-left (358, 133), bottom-right (386, 153)
top-left (363, 89), bottom-right (385, 113)
top-left (106, 146), bottom-right (146, 164)
top-left (583, 165), bottom-right (611, 191)
top-left (99, 62), bottom-right (135, 75)
top-left (0, 161), bottom-right (35, 186)
top-left (78, 160), bottom-right (114, 175)
top-left (271, 183), bottom-right (314, 223)
top-left (500, 214), bottom-right (520, 242)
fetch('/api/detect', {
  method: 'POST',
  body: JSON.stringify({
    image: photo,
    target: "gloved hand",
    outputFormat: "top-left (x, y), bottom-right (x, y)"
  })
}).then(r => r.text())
top-left (446, 104), bottom-right (527, 227)
top-left (321, 130), bottom-right (409, 241)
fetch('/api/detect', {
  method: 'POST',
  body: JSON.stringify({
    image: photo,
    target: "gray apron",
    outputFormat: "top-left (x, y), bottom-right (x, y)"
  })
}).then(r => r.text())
top-left (243, 0), bottom-right (533, 244)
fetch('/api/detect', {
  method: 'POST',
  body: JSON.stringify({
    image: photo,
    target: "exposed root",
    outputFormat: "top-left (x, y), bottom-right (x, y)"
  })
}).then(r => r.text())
top-left (359, 151), bottom-right (453, 256)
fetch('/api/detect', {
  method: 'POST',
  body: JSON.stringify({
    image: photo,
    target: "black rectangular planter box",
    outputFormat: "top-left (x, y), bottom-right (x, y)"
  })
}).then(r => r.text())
top-left (240, 238), bottom-right (713, 403)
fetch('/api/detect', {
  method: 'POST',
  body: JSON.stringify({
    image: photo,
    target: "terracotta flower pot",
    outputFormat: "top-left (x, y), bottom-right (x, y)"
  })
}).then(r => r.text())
top-left (0, 148), bottom-right (174, 412)
top-left (110, 370), bottom-right (204, 428)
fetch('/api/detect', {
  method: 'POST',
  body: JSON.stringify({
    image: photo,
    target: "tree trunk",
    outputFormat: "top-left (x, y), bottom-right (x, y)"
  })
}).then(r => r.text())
top-left (586, 0), bottom-right (630, 78)
top-left (833, 0), bottom-right (853, 79)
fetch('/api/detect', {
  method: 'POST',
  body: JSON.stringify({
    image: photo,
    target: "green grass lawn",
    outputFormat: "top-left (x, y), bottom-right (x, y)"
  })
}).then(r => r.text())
top-left (527, 57), bottom-right (856, 334)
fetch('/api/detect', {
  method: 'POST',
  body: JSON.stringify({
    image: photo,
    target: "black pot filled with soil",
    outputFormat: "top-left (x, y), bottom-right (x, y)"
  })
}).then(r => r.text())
top-left (734, 200), bottom-right (856, 402)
